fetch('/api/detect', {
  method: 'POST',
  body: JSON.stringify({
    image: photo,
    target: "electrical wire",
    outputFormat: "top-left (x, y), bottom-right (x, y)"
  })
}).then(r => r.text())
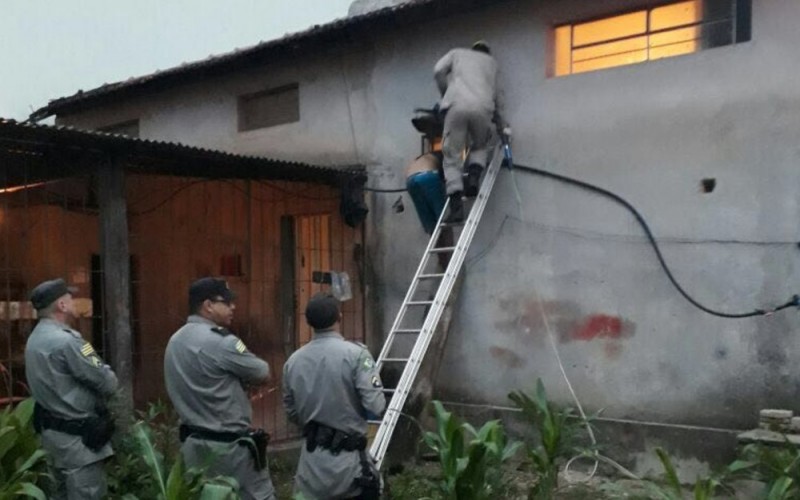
top-left (364, 186), bottom-right (407, 193)
top-left (512, 163), bottom-right (800, 319)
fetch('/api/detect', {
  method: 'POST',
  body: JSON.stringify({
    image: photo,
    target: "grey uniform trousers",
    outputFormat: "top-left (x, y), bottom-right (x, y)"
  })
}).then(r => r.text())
top-left (182, 436), bottom-right (276, 500)
top-left (50, 461), bottom-right (107, 500)
top-left (441, 105), bottom-right (496, 195)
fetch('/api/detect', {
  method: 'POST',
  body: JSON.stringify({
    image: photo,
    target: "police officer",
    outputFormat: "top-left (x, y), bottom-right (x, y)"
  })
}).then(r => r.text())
top-left (24, 278), bottom-right (118, 500)
top-left (282, 292), bottom-right (386, 500)
top-left (434, 40), bottom-right (510, 222)
top-left (164, 277), bottom-right (275, 500)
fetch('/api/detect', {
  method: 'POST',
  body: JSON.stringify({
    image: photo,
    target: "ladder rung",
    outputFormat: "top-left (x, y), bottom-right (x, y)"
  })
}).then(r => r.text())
top-left (382, 357), bottom-right (409, 363)
top-left (418, 273), bottom-right (445, 280)
top-left (382, 388), bottom-right (396, 393)
top-left (439, 221), bottom-right (464, 228)
top-left (428, 246), bottom-right (456, 253)
top-left (367, 420), bottom-right (382, 425)
top-left (393, 329), bottom-right (421, 334)
top-left (406, 301), bottom-right (433, 306)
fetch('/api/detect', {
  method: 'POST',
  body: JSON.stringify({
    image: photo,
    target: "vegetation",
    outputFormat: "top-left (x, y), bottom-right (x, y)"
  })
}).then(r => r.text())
top-left (0, 398), bottom-right (49, 500)
top-left (107, 401), bottom-right (238, 499)
top-left (508, 379), bottom-right (586, 499)
top-left (421, 400), bottom-right (521, 500)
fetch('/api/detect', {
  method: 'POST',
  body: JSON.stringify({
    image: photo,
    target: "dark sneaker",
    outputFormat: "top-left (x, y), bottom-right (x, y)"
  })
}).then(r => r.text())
top-left (465, 164), bottom-right (483, 198)
top-left (444, 193), bottom-right (465, 223)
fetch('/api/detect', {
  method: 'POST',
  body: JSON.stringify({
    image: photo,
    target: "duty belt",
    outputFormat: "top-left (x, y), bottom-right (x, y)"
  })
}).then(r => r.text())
top-left (179, 424), bottom-right (270, 471)
top-left (303, 421), bottom-right (367, 455)
top-left (179, 424), bottom-right (243, 443)
top-left (33, 402), bottom-right (115, 452)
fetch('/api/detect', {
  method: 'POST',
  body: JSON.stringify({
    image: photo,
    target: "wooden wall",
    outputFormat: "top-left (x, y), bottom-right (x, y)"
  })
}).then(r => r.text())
top-left (0, 174), bottom-right (364, 441)
top-left (126, 174), bottom-right (364, 440)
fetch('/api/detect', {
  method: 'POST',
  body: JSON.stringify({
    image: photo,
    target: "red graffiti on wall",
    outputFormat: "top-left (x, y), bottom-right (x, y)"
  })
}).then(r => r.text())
top-left (571, 314), bottom-right (625, 341)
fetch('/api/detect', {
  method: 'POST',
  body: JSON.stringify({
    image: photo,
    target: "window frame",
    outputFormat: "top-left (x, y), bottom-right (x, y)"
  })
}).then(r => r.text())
top-left (550, 0), bottom-right (752, 77)
top-left (237, 83), bottom-right (300, 132)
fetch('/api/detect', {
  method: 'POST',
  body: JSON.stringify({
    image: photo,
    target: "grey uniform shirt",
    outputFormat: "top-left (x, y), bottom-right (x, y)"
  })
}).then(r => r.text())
top-left (434, 48), bottom-right (506, 122)
top-left (164, 315), bottom-right (270, 432)
top-left (24, 318), bottom-right (118, 468)
top-left (282, 330), bottom-right (385, 499)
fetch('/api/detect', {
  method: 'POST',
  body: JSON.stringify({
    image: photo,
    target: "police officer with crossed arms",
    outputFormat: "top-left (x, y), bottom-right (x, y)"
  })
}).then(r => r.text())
top-left (25, 278), bottom-right (118, 499)
top-left (164, 277), bottom-right (275, 499)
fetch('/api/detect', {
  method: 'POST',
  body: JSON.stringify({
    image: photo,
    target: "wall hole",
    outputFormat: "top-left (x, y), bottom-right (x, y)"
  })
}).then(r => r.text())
top-left (701, 178), bottom-right (716, 193)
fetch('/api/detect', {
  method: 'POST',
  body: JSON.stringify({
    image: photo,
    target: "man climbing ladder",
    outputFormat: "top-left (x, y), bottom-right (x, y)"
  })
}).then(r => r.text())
top-left (434, 40), bottom-right (510, 222)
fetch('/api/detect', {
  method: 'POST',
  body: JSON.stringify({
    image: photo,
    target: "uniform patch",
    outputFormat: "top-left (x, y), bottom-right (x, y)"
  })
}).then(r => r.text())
top-left (80, 343), bottom-right (95, 357)
top-left (361, 357), bottom-right (374, 370)
top-left (91, 356), bottom-right (102, 367)
top-left (235, 339), bottom-right (247, 353)
top-left (371, 375), bottom-right (382, 388)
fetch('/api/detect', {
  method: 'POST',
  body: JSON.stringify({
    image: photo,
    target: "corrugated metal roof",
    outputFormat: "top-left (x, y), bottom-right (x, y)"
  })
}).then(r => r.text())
top-left (0, 118), bottom-right (362, 185)
top-left (30, 0), bottom-right (497, 120)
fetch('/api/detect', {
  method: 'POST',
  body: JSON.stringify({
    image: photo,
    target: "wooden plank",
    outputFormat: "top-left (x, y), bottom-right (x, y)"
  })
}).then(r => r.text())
top-left (96, 158), bottom-right (134, 421)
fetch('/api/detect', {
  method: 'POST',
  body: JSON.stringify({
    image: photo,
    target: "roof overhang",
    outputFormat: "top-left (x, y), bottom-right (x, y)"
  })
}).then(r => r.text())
top-left (0, 119), bottom-right (363, 188)
top-left (30, 0), bottom-right (501, 120)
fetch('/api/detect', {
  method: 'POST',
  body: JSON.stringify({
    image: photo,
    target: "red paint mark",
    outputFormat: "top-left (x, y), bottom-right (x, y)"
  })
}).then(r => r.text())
top-left (571, 314), bottom-right (628, 341)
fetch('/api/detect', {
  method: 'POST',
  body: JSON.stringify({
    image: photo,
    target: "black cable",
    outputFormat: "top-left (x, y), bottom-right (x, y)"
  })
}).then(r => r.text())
top-left (364, 186), bottom-right (407, 193)
top-left (512, 163), bottom-right (800, 318)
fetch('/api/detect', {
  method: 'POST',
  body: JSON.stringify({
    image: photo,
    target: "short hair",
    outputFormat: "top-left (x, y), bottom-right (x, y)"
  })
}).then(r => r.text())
top-left (471, 40), bottom-right (491, 54)
top-left (37, 301), bottom-right (59, 319)
top-left (305, 293), bottom-right (340, 330)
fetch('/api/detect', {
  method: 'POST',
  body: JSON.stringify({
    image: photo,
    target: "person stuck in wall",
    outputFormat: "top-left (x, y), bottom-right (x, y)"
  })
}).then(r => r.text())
top-left (404, 151), bottom-right (453, 269)
top-left (433, 40), bottom-right (510, 222)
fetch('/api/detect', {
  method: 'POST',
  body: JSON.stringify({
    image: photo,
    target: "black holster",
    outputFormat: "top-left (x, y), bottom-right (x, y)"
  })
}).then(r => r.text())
top-left (246, 428), bottom-right (269, 470)
top-left (303, 421), bottom-right (367, 455)
top-left (353, 449), bottom-right (381, 500)
top-left (33, 402), bottom-right (114, 452)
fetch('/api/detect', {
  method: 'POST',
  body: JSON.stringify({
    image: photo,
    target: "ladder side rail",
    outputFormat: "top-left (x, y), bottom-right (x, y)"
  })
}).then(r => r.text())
top-left (370, 146), bottom-right (503, 467)
top-left (374, 197), bottom-right (452, 370)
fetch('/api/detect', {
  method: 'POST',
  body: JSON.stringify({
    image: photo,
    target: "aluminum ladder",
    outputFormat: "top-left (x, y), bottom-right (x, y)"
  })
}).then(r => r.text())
top-left (369, 144), bottom-right (504, 469)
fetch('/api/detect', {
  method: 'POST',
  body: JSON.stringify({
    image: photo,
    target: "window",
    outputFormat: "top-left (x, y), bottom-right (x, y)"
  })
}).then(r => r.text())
top-left (238, 83), bottom-right (300, 131)
top-left (553, 0), bottom-right (752, 76)
top-left (98, 119), bottom-right (139, 138)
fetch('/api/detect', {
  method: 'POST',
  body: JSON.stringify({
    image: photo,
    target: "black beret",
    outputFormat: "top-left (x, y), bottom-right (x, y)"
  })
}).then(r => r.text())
top-left (189, 277), bottom-right (235, 310)
top-left (29, 278), bottom-right (77, 310)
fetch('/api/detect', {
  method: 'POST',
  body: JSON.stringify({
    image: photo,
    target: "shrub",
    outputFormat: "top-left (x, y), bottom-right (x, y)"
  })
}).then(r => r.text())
top-left (422, 400), bottom-right (521, 500)
top-left (0, 398), bottom-right (49, 500)
top-left (508, 379), bottom-right (584, 499)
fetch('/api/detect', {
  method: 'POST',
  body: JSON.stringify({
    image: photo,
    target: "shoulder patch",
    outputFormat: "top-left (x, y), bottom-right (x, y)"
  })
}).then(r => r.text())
top-left (235, 339), bottom-right (247, 354)
top-left (80, 343), bottom-right (95, 357)
top-left (361, 355), bottom-right (374, 371)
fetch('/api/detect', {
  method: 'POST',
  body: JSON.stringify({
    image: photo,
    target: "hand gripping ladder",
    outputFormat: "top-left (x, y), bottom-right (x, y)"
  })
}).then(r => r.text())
top-left (369, 145), bottom-right (504, 469)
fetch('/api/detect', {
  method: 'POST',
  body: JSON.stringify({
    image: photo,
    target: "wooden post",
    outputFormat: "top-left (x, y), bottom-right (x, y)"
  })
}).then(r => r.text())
top-left (96, 157), bottom-right (134, 421)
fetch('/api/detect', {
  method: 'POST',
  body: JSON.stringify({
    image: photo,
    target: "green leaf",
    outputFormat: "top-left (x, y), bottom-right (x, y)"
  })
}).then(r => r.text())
top-left (727, 459), bottom-right (758, 473)
top-left (0, 426), bottom-right (18, 461)
top-left (656, 447), bottom-right (682, 495)
top-left (14, 482), bottom-right (47, 500)
top-left (199, 482), bottom-right (237, 499)
top-left (12, 399), bottom-right (35, 427)
top-left (766, 476), bottom-right (794, 500)
top-left (132, 421), bottom-right (168, 497)
top-left (165, 453), bottom-right (186, 499)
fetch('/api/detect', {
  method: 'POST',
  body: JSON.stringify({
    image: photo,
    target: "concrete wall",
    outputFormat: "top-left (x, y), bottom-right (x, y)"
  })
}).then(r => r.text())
top-left (59, 0), bottom-right (800, 450)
